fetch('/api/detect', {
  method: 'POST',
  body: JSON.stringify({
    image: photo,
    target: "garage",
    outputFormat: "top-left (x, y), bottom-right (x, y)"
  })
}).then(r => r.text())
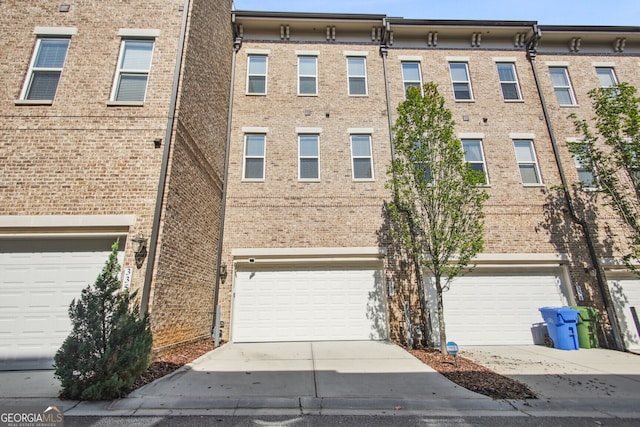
top-left (427, 267), bottom-right (572, 346)
top-left (0, 237), bottom-right (124, 370)
top-left (232, 266), bottom-right (388, 342)
top-left (607, 278), bottom-right (640, 350)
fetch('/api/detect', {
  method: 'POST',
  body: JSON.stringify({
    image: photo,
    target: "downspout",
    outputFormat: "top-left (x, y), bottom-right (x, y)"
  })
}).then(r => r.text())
top-left (140, 0), bottom-right (191, 316)
top-left (380, 18), bottom-right (395, 163)
top-left (211, 23), bottom-right (242, 346)
top-left (527, 25), bottom-right (624, 351)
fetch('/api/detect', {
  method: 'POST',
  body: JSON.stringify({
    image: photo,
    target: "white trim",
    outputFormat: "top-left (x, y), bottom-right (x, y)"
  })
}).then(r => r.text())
top-left (545, 61), bottom-right (569, 66)
top-left (117, 28), bottom-right (160, 38)
top-left (242, 126), bottom-right (268, 133)
top-left (510, 132), bottom-right (535, 139)
top-left (0, 214), bottom-right (136, 228)
top-left (246, 48), bottom-right (271, 55)
top-left (232, 247), bottom-right (386, 265)
top-left (459, 132), bottom-right (485, 139)
top-left (592, 61), bottom-right (616, 67)
top-left (446, 56), bottom-right (470, 62)
top-left (566, 137), bottom-right (583, 143)
top-left (296, 127), bottom-right (322, 134)
top-left (348, 128), bottom-right (374, 134)
top-left (399, 55), bottom-right (422, 61)
top-left (295, 50), bottom-right (320, 56)
top-left (472, 253), bottom-right (568, 264)
top-left (493, 57), bottom-right (517, 62)
top-left (343, 51), bottom-right (369, 57)
top-left (34, 26), bottom-right (77, 36)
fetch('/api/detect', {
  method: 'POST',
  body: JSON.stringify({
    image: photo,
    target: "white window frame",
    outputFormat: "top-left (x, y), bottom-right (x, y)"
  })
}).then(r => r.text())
top-left (449, 62), bottom-right (474, 101)
top-left (513, 139), bottom-right (543, 186)
top-left (549, 67), bottom-right (577, 106)
top-left (246, 54), bottom-right (268, 95)
top-left (110, 38), bottom-right (155, 103)
top-left (298, 134), bottom-right (320, 181)
top-left (573, 154), bottom-right (597, 190)
top-left (242, 134), bottom-right (266, 182)
top-left (298, 55), bottom-right (318, 96)
top-left (347, 56), bottom-right (368, 96)
top-left (401, 61), bottom-right (423, 98)
top-left (20, 37), bottom-right (71, 102)
top-left (595, 67), bottom-right (618, 88)
top-left (462, 139), bottom-right (489, 185)
top-left (496, 62), bottom-right (522, 101)
top-left (350, 134), bottom-right (374, 181)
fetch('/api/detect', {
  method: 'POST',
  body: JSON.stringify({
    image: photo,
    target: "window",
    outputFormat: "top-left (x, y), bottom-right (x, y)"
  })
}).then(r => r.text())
top-left (596, 67), bottom-right (617, 88)
top-left (549, 67), bottom-right (576, 106)
top-left (21, 37), bottom-right (70, 101)
top-left (243, 134), bottom-right (266, 181)
top-left (298, 56), bottom-right (317, 95)
top-left (111, 39), bottom-right (154, 102)
top-left (351, 134), bottom-right (373, 180)
top-left (298, 135), bottom-right (320, 180)
top-left (496, 62), bottom-right (522, 101)
top-left (401, 62), bottom-right (422, 97)
top-left (247, 55), bottom-right (267, 94)
top-left (513, 140), bottom-right (542, 185)
top-left (463, 139), bottom-right (488, 184)
top-left (412, 141), bottom-right (431, 183)
top-left (347, 57), bottom-right (367, 96)
top-left (573, 154), bottom-right (596, 189)
top-left (449, 62), bottom-right (473, 100)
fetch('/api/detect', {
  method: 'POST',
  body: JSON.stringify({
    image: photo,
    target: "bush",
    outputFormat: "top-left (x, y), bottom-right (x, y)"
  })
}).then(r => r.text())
top-left (54, 240), bottom-right (153, 400)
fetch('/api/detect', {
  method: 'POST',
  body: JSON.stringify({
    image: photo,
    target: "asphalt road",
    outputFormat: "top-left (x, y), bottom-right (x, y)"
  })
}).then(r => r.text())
top-left (64, 415), bottom-right (638, 426)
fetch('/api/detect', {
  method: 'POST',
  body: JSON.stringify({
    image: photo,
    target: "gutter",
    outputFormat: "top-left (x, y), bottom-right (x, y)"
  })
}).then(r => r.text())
top-left (211, 22), bottom-right (242, 346)
top-left (526, 25), bottom-right (625, 351)
top-left (140, 0), bottom-right (191, 316)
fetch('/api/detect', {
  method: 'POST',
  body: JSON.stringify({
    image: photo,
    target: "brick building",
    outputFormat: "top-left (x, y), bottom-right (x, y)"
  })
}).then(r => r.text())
top-left (2, 5), bottom-right (640, 371)
top-left (219, 11), bottom-right (640, 352)
top-left (0, 0), bottom-right (232, 369)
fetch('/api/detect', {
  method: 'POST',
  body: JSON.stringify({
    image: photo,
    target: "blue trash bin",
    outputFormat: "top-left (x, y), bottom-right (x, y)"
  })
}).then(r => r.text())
top-left (539, 307), bottom-right (580, 350)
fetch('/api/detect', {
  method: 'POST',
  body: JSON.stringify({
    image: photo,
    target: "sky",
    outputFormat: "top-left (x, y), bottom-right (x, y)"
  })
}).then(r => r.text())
top-left (233, 0), bottom-right (640, 27)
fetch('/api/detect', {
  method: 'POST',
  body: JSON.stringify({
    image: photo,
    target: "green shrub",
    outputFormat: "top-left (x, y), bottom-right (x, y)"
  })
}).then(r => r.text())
top-left (54, 240), bottom-right (153, 400)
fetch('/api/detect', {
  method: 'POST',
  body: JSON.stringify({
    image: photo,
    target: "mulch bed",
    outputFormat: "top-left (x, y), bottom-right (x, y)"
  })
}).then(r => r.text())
top-left (127, 339), bottom-right (536, 400)
top-left (407, 346), bottom-right (537, 399)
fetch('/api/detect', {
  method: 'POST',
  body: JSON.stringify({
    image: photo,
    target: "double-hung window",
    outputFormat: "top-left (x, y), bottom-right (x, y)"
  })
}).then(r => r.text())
top-left (298, 55), bottom-right (318, 96)
top-left (21, 37), bottom-right (70, 101)
top-left (513, 139), bottom-right (542, 185)
top-left (401, 62), bottom-right (422, 98)
top-left (243, 134), bottom-right (266, 181)
top-left (449, 62), bottom-right (473, 101)
top-left (247, 54), bottom-right (268, 94)
top-left (462, 139), bottom-right (488, 184)
top-left (549, 67), bottom-right (577, 106)
top-left (347, 56), bottom-right (367, 96)
top-left (351, 134), bottom-right (373, 180)
top-left (111, 39), bottom-right (154, 102)
top-left (298, 134), bottom-right (320, 180)
top-left (573, 155), bottom-right (596, 189)
top-left (496, 62), bottom-right (522, 101)
top-left (596, 67), bottom-right (617, 88)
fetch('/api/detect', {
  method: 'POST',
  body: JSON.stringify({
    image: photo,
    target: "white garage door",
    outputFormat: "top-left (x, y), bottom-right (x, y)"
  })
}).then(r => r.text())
top-left (0, 237), bottom-right (124, 370)
top-left (608, 279), bottom-right (640, 350)
top-left (430, 269), bottom-right (570, 345)
top-left (232, 266), bottom-right (387, 342)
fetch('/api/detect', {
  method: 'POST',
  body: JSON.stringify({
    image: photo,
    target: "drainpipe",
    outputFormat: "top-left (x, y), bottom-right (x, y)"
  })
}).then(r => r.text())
top-left (380, 18), bottom-right (395, 163)
top-left (527, 25), bottom-right (624, 351)
top-left (140, 0), bottom-right (191, 316)
top-left (210, 26), bottom-right (242, 346)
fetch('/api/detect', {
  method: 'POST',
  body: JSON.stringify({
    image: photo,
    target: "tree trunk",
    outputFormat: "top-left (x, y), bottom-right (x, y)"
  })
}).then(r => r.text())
top-left (435, 276), bottom-right (447, 355)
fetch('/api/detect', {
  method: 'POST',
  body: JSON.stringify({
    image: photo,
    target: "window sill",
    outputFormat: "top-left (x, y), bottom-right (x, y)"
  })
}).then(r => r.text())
top-left (454, 99), bottom-right (475, 103)
top-left (14, 99), bottom-right (53, 106)
top-left (299, 179), bottom-right (320, 182)
top-left (348, 94), bottom-right (369, 97)
top-left (558, 104), bottom-right (580, 108)
top-left (298, 94), bottom-right (318, 97)
top-left (246, 93), bottom-right (267, 96)
top-left (353, 178), bottom-right (375, 182)
top-left (503, 99), bottom-right (525, 103)
top-left (106, 101), bottom-right (145, 107)
top-left (242, 179), bottom-right (265, 183)
top-left (522, 184), bottom-right (545, 188)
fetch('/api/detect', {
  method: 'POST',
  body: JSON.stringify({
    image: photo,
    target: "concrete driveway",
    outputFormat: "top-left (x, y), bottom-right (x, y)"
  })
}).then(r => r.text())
top-left (461, 345), bottom-right (640, 415)
top-left (110, 340), bottom-right (504, 413)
